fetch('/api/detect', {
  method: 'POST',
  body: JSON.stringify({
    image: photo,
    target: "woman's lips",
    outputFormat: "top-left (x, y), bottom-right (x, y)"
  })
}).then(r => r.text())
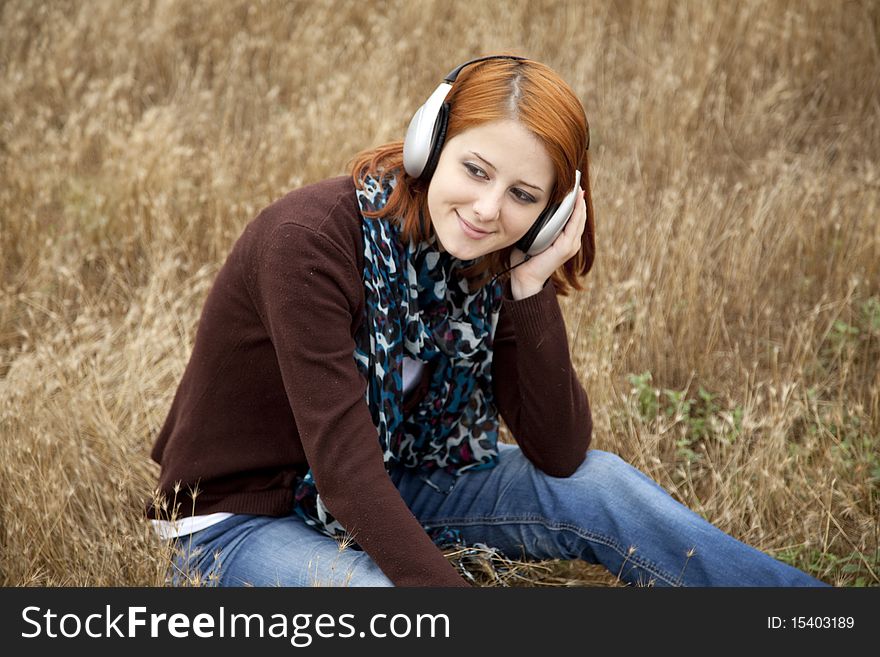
top-left (456, 212), bottom-right (493, 240)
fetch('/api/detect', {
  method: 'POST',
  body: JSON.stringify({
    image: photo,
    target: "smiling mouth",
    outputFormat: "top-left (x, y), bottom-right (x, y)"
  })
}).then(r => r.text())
top-left (456, 211), bottom-right (493, 237)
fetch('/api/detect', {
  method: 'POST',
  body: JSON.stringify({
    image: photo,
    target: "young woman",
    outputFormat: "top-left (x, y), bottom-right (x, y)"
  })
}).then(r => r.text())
top-left (149, 55), bottom-right (828, 587)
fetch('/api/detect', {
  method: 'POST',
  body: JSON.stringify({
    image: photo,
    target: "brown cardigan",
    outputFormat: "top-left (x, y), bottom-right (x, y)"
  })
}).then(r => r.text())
top-left (149, 175), bottom-right (592, 586)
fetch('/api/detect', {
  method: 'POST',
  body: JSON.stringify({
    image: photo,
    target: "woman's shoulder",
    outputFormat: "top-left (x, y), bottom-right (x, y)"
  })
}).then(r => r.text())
top-left (232, 176), bottom-right (366, 307)
top-left (242, 175), bottom-right (364, 262)
top-left (260, 175), bottom-right (360, 232)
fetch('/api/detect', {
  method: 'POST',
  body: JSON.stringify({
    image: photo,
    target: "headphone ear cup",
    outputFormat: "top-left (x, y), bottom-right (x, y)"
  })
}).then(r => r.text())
top-left (515, 205), bottom-right (554, 254)
top-left (419, 103), bottom-right (450, 181)
top-left (403, 83), bottom-right (453, 178)
top-left (516, 170), bottom-right (582, 256)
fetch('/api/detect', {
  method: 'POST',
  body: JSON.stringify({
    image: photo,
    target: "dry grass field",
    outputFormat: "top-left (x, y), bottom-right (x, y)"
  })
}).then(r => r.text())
top-left (1, 0), bottom-right (877, 587)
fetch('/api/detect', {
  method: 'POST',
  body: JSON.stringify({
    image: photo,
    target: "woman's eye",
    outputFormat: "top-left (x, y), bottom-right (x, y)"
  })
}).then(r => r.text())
top-left (464, 163), bottom-right (488, 179)
top-left (512, 188), bottom-right (536, 203)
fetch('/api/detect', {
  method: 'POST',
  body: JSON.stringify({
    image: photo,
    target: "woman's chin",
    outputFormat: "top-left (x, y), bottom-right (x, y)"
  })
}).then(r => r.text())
top-left (442, 242), bottom-right (484, 261)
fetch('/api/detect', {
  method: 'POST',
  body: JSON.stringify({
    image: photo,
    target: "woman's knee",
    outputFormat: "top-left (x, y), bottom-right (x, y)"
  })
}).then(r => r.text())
top-left (570, 449), bottom-right (671, 508)
top-left (556, 449), bottom-right (654, 497)
top-left (571, 449), bottom-right (629, 480)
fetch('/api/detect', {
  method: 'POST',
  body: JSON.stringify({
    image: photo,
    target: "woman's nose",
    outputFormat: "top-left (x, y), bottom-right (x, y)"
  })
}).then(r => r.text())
top-left (472, 186), bottom-right (503, 222)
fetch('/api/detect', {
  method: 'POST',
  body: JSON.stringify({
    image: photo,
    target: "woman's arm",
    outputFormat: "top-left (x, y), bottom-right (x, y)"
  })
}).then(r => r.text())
top-left (491, 280), bottom-right (592, 477)
top-left (252, 219), bottom-right (467, 587)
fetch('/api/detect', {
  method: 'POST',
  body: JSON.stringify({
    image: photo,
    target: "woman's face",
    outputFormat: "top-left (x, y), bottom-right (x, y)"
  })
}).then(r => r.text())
top-left (426, 119), bottom-right (556, 261)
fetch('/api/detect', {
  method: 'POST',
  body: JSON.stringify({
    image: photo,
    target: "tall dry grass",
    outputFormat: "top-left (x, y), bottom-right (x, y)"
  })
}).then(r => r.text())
top-left (1, 0), bottom-right (877, 586)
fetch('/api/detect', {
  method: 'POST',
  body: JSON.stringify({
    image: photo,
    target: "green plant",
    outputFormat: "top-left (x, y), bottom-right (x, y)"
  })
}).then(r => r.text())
top-left (627, 372), bottom-right (744, 464)
top-left (773, 546), bottom-right (880, 587)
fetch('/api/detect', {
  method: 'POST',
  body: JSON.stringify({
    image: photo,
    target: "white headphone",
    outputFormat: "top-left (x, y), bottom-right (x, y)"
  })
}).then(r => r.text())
top-left (403, 55), bottom-right (583, 256)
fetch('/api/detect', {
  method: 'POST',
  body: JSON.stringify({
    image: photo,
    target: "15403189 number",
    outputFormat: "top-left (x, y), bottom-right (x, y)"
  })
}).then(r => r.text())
top-left (790, 616), bottom-right (854, 629)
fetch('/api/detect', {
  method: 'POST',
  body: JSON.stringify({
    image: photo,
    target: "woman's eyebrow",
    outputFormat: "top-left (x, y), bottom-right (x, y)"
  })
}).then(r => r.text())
top-left (470, 151), bottom-right (544, 192)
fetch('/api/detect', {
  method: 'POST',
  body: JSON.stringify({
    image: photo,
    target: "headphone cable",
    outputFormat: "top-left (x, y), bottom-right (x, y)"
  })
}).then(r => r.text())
top-left (489, 253), bottom-right (532, 286)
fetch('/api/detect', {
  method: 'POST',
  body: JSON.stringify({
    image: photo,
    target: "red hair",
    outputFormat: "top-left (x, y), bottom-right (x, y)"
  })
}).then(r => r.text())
top-left (349, 56), bottom-right (594, 295)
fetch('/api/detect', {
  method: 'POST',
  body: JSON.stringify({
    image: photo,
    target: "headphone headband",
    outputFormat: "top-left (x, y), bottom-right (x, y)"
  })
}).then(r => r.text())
top-left (442, 55), bottom-right (527, 84)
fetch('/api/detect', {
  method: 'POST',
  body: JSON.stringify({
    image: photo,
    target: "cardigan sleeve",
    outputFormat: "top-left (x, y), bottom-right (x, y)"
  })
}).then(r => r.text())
top-left (491, 280), bottom-right (592, 477)
top-left (251, 220), bottom-right (468, 587)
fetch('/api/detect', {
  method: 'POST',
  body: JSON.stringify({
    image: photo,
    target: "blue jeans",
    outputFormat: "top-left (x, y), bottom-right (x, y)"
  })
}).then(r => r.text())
top-left (170, 444), bottom-right (829, 587)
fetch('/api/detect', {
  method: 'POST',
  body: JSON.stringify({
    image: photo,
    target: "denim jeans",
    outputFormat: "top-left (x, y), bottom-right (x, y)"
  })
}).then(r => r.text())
top-left (170, 443), bottom-right (829, 587)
